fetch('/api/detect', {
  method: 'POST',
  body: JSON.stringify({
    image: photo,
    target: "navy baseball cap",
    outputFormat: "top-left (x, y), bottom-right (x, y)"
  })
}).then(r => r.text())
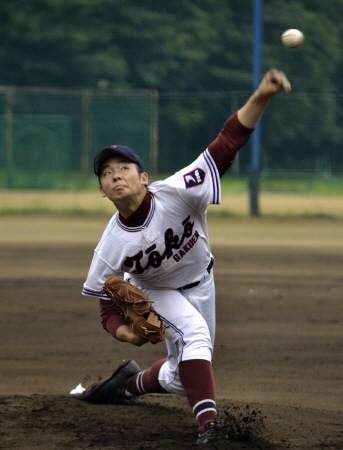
top-left (94, 145), bottom-right (144, 176)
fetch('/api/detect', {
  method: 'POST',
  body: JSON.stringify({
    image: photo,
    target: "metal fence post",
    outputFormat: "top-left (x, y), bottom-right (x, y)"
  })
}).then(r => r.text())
top-left (150, 89), bottom-right (159, 176)
top-left (5, 87), bottom-right (14, 188)
top-left (250, 0), bottom-right (263, 216)
top-left (81, 89), bottom-right (92, 179)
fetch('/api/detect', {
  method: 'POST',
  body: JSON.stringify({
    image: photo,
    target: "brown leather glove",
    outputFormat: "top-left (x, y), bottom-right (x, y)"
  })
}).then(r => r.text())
top-left (101, 275), bottom-right (167, 344)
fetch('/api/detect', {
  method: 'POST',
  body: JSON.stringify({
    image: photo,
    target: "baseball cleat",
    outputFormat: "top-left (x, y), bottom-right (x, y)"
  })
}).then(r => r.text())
top-left (73, 360), bottom-right (141, 404)
top-left (196, 418), bottom-right (228, 444)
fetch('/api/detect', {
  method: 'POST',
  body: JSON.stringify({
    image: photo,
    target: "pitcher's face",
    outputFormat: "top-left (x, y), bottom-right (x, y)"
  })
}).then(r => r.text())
top-left (99, 156), bottom-right (148, 204)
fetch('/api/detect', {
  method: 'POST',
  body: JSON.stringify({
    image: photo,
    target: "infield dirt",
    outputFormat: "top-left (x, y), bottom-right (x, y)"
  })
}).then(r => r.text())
top-left (1, 215), bottom-right (343, 449)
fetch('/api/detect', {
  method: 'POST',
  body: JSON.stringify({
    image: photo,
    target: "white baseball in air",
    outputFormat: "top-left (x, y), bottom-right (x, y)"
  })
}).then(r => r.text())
top-left (281, 29), bottom-right (304, 49)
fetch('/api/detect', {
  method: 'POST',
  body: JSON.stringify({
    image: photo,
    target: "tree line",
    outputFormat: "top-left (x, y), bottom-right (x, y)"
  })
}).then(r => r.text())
top-left (1, 0), bottom-right (343, 173)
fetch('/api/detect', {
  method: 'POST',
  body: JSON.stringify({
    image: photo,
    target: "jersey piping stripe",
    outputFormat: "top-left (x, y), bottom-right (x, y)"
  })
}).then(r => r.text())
top-left (82, 286), bottom-right (103, 298)
top-left (116, 194), bottom-right (155, 232)
top-left (203, 149), bottom-right (220, 204)
top-left (160, 315), bottom-right (186, 346)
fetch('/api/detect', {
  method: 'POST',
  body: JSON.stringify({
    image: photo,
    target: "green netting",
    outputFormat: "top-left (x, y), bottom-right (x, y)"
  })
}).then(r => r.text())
top-left (1, 87), bottom-right (343, 192)
top-left (91, 93), bottom-right (154, 171)
top-left (0, 88), bottom-right (156, 189)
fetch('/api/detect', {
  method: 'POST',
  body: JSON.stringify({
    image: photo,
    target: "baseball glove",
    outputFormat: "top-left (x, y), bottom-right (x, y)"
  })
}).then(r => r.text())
top-left (101, 275), bottom-right (167, 344)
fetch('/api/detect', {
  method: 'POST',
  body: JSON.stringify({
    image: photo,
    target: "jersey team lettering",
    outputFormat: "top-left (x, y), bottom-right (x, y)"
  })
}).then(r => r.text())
top-left (123, 215), bottom-right (198, 274)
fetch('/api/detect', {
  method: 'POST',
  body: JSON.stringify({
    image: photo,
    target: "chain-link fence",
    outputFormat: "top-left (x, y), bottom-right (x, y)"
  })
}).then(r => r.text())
top-left (0, 86), bottom-right (158, 189)
top-left (1, 85), bottom-right (343, 193)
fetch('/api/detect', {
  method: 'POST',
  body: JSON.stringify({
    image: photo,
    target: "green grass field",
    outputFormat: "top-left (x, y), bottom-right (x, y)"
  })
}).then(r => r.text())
top-left (1, 173), bottom-right (343, 218)
top-left (2, 169), bottom-right (343, 194)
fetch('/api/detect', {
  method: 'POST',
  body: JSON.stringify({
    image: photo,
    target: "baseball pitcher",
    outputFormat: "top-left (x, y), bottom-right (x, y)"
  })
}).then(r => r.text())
top-left (80, 70), bottom-right (291, 444)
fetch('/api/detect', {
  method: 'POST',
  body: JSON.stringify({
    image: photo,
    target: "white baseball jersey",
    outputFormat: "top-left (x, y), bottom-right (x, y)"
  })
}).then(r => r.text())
top-left (82, 148), bottom-right (221, 298)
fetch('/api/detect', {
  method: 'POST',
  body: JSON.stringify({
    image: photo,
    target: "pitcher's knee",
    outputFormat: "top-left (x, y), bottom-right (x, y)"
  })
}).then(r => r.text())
top-left (180, 322), bottom-right (213, 363)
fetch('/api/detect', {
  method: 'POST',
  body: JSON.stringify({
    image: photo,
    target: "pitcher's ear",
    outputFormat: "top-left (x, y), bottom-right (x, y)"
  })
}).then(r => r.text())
top-left (141, 172), bottom-right (148, 186)
top-left (99, 185), bottom-right (107, 198)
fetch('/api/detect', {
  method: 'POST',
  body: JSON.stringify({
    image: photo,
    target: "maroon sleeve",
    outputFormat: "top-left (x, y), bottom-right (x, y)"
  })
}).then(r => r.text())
top-left (208, 112), bottom-right (254, 178)
top-left (99, 299), bottom-right (127, 339)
